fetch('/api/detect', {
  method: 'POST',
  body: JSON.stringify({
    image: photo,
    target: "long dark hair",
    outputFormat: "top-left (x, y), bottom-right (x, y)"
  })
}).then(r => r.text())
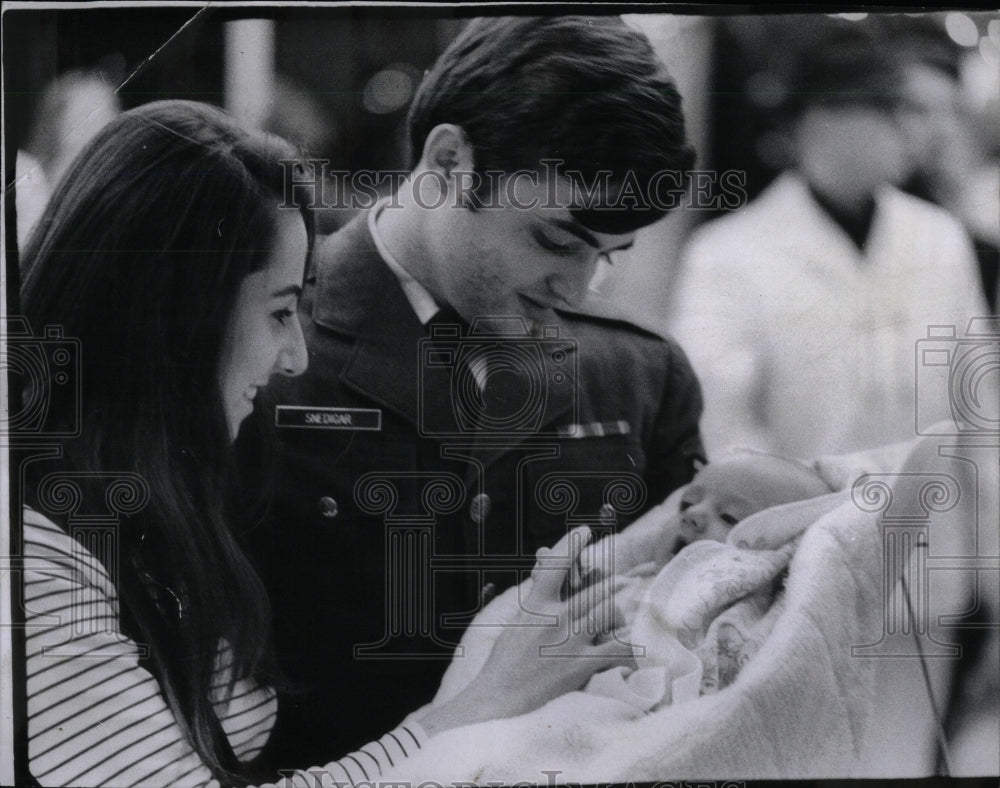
top-left (20, 100), bottom-right (313, 785)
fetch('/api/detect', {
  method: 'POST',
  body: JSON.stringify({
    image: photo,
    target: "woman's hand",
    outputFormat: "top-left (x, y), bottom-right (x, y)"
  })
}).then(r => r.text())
top-left (415, 527), bottom-right (632, 737)
top-left (578, 492), bottom-right (686, 586)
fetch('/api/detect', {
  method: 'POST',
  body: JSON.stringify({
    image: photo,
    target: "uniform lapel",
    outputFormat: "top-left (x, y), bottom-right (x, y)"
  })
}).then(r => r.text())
top-left (310, 214), bottom-right (429, 428)
top-left (309, 219), bottom-right (578, 456)
top-left (468, 300), bottom-right (578, 471)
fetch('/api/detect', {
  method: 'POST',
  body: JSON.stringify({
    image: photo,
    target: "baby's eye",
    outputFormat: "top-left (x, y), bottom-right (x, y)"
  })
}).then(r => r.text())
top-left (720, 513), bottom-right (739, 526)
top-left (679, 500), bottom-right (692, 512)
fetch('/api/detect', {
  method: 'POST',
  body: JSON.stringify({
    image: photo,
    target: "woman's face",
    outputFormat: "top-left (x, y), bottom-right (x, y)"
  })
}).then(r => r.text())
top-left (218, 209), bottom-right (309, 441)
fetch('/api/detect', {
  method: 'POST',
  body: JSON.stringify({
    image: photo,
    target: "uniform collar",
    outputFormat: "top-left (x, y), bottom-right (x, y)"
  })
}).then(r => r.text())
top-left (307, 217), bottom-right (576, 444)
top-left (368, 198), bottom-right (440, 325)
top-left (310, 211), bottom-right (424, 342)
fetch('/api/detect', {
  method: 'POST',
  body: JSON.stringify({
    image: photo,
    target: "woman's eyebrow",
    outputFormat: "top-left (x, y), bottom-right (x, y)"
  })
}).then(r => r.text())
top-left (270, 285), bottom-right (302, 299)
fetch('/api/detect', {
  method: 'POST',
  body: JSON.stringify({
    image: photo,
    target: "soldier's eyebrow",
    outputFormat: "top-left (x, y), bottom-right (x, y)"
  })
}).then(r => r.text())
top-left (544, 218), bottom-right (601, 248)
top-left (270, 285), bottom-right (302, 299)
top-left (544, 218), bottom-right (634, 253)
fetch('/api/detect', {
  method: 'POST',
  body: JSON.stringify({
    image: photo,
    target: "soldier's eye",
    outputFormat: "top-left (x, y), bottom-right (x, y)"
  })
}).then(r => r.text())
top-left (720, 513), bottom-right (739, 526)
top-left (532, 228), bottom-right (577, 253)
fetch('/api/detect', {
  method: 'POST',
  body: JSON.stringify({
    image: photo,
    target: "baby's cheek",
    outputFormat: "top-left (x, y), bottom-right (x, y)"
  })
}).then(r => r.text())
top-left (653, 515), bottom-right (684, 562)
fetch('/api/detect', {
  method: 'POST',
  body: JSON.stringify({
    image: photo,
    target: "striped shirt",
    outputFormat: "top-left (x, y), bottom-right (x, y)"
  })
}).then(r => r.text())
top-left (22, 508), bottom-right (425, 787)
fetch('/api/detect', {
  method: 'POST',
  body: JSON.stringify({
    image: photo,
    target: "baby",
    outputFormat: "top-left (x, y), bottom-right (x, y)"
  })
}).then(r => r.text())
top-left (577, 452), bottom-right (834, 707)
top-left (432, 452), bottom-right (837, 714)
top-left (648, 451), bottom-right (833, 565)
top-left (578, 451), bottom-right (833, 630)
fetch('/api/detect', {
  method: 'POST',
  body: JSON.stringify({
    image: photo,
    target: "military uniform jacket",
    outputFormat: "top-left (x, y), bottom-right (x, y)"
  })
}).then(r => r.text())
top-left (242, 212), bottom-right (704, 768)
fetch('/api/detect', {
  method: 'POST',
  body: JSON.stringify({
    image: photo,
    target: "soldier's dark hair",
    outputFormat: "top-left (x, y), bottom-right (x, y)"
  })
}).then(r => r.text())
top-left (406, 16), bottom-right (696, 232)
top-left (21, 100), bottom-right (313, 786)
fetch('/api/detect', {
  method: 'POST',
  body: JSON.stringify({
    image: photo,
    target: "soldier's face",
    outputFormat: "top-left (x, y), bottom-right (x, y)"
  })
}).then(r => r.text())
top-left (426, 172), bottom-right (635, 328)
top-left (217, 210), bottom-right (309, 441)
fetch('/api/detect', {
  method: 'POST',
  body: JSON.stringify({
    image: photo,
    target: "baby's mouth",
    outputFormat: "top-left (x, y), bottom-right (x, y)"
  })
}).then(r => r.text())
top-left (672, 533), bottom-right (689, 554)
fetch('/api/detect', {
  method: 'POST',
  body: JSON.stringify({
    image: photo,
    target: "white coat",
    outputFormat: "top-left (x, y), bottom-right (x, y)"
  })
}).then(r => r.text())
top-left (670, 172), bottom-right (989, 459)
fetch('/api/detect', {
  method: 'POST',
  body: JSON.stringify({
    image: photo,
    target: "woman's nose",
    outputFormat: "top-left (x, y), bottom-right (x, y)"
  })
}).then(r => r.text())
top-left (279, 315), bottom-right (309, 377)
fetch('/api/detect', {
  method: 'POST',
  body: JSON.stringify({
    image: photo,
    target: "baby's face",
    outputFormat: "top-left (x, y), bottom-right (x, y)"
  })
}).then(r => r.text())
top-left (673, 455), bottom-right (828, 548)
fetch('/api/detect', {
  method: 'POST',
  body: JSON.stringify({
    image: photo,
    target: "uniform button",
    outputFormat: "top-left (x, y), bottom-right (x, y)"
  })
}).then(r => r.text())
top-left (318, 496), bottom-right (339, 519)
top-left (469, 493), bottom-right (492, 524)
top-left (598, 503), bottom-right (616, 525)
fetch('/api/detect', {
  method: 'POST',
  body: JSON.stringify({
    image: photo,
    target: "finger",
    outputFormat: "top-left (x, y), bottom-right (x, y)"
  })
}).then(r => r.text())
top-left (567, 575), bottom-right (625, 618)
top-left (567, 577), bottom-right (626, 635)
top-left (566, 551), bottom-right (582, 600)
top-left (547, 525), bottom-right (592, 564)
top-left (530, 527), bottom-right (591, 601)
top-left (569, 637), bottom-right (637, 674)
top-left (578, 534), bottom-right (615, 585)
top-left (562, 530), bottom-right (592, 601)
top-left (565, 526), bottom-right (595, 599)
top-left (593, 619), bottom-right (631, 646)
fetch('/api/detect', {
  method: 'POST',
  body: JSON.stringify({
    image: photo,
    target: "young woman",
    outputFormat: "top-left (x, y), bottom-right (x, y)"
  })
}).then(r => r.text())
top-left (18, 100), bottom-right (623, 787)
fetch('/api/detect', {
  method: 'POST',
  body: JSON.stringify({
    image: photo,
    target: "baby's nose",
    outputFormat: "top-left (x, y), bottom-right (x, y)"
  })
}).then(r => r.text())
top-left (681, 509), bottom-right (707, 532)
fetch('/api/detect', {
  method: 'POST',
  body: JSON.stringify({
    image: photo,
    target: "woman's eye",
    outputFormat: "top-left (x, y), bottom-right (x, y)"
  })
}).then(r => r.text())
top-left (720, 513), bottom-right (739, 526)
top-left (679, 500), bottom-right (692, 512)
top-left (272, 308), bottom-right (294, 326)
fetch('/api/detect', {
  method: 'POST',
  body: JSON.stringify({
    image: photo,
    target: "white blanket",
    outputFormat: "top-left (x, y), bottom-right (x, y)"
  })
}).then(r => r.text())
top-left (382, 432), bottom-right (987, 781)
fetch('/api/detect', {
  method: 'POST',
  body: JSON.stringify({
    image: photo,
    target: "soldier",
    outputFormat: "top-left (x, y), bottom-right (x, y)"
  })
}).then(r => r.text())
top-left (240, 15), bottom-right (705, 769)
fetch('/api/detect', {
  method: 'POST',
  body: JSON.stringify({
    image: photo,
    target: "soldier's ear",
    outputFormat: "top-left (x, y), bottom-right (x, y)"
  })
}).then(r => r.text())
top-left (420, 124), bottom-right (475, 178)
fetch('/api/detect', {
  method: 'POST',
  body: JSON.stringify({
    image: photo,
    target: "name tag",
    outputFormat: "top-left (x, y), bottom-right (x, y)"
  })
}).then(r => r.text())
top-left (275, 405), bottom-right (382, 431)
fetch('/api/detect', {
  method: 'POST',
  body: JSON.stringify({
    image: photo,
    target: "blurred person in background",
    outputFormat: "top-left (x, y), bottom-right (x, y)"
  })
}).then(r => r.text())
top-left (16, 67), bottom-right (122, 248)
top-left (893, 33), bottom-right (1000, 314)
top-left (670, 31), bottom-right (989, 460)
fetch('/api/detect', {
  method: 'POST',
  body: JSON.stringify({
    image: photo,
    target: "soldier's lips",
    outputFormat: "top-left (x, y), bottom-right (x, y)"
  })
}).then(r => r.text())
top-left (517, 288), bottom-right (574, 310)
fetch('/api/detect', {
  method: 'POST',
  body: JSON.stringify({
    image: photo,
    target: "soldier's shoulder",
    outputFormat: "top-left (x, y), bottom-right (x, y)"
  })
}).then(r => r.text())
top-left (550, 299), bottom-right (699, 400)
top-left (312, 212), bottom-right (373, 268)
top-left (552, 296), bottom-right (676, 349)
